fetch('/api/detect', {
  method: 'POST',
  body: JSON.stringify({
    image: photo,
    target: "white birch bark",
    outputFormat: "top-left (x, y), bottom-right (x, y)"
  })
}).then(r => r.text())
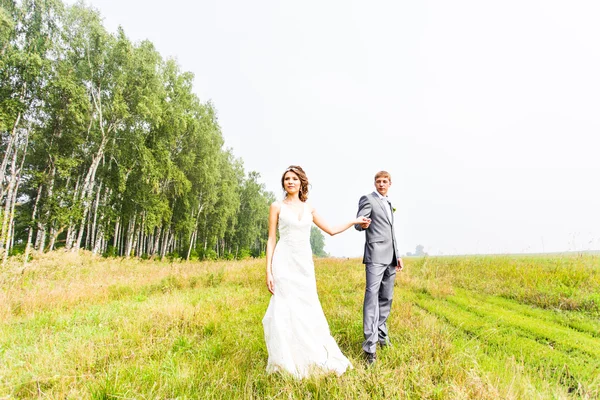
top-left (90, 181), bottom-right (103, 249)
top-left (92, 186), bottom-right (109, 255)
top-left (124, 215), bottom-right (136, 257)
top-left (160, 228), bottom-right (171, 259)
top-left (65, 177), bottom-right (81, 250)
top-left (152, 226), bottom-right (161, 257)
top-left (2, 136), bottom-right (28, 264)
top-left (113, 217), bottom-right (120, 250)
top-left (0, 105), bottom-right (22, 199)
top-left (24, 184), bottom-right (43, 266)
top-left (0, 132), bottom-right (21, 254)
top-left (72, 141), bottom-right (106, 251)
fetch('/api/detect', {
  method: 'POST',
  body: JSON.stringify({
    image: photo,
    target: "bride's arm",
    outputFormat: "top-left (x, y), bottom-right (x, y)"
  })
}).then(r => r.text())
top-left (265, 202), bottom-right (280, 294)
top-left (312, 206), bottom-right (370, 237)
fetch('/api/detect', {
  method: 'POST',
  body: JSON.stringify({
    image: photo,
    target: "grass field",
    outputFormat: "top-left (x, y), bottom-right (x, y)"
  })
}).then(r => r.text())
top-left (1, 252), bottom-right (599, 399)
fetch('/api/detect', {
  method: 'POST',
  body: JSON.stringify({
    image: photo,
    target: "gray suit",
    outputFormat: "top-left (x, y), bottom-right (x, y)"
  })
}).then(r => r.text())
top-left (355, 192), bottom-right (398, 353)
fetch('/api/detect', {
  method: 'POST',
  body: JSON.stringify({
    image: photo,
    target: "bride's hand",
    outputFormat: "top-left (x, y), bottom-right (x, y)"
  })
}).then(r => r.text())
top-left (356, 216), bottom-right (371, 228)
top-left (266, 272), bottom-right (274, 294)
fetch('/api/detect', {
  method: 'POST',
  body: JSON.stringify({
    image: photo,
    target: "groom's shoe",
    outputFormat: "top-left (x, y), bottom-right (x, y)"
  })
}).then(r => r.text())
top-left (379, 339), bottom-right (392, 349)
top-left (364, 351), bottom-right (376, 366)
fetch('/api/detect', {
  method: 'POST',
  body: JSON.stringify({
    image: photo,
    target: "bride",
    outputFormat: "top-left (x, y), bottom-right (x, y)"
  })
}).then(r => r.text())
top-left (262, 165), bottom-right (370, 378)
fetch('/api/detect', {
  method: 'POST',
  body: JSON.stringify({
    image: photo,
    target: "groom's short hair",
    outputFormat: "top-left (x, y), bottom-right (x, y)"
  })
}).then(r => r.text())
top-left (374, 171), bottom-right (391, 182)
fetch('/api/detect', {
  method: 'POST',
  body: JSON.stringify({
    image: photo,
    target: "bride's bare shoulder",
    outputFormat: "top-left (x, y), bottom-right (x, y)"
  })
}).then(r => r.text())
top-left (270, 201), bottom-right (282, 211)
top-left (305, 202), bottom-right (315, 213)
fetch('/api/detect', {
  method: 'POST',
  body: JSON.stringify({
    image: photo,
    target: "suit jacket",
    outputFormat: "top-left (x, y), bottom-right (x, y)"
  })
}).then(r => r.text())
top-left (355, 192), bottom-right (398, 265)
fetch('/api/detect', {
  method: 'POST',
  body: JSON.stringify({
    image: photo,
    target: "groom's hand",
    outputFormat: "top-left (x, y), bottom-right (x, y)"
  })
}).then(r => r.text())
top-left (396, 258), bottom-right (404, 272)
top-left (359, 217), bottom-right (371, 229)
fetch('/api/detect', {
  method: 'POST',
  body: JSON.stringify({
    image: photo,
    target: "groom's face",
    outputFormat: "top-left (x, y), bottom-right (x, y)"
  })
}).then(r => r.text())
top-left (375, 177), bottom-right (391, 196)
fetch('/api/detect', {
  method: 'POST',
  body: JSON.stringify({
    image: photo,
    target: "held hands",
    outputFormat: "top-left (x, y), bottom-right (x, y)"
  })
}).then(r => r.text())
top-left (356, 216), bottom-right (371, 229)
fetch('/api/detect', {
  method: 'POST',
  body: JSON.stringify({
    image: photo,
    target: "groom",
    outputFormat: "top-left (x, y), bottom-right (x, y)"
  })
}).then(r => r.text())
top-left (355, 170), bottom-right (404, 365)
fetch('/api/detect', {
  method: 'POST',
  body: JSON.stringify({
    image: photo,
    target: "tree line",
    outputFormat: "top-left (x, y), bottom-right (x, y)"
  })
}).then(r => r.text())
top-left (0, 0), bottom-right (276, 264)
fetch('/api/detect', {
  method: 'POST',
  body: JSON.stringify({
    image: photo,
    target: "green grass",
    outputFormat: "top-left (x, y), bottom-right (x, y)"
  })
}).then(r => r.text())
top-left (1, 252), bottom-right (599, 398)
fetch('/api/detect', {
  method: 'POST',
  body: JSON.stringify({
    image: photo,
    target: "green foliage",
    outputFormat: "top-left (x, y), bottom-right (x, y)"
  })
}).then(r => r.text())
top-left (7, 243), bottom-right (24, 256)
top-left (204, 249), bottom-right (218, 261)
top-left (188, 248), bottom-right (200, 261)
top-left (237, 248), bottom-right (252, 259)
top-left (103, 245), bottom-right (117, 258)
top-left (1, 0), bottom-right (274, 261)
top-left (0, 5), bottom-right (13, 51)
top-left (310, 225), bottom-right (327, 257)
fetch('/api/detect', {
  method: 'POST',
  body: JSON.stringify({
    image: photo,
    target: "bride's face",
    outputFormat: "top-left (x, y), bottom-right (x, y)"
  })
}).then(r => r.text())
top-left (283, 171), bottom-right (301, 196)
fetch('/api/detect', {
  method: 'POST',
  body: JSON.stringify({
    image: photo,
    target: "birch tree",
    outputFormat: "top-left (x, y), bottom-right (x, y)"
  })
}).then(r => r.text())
top-left (3, 0), bottom-right (274, 262)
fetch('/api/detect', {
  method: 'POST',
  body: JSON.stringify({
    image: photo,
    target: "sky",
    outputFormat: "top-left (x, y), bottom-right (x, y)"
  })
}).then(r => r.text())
top-left (65, 0), bottom-right (600, 257)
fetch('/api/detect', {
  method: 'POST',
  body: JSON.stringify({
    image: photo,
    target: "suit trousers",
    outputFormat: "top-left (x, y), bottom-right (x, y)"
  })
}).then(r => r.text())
top-left (362, 262), bottom-right (396, 353)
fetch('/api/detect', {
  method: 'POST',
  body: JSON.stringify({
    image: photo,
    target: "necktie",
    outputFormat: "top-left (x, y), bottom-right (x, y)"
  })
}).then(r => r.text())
top-left (383, 197), bottom-right (393, 221)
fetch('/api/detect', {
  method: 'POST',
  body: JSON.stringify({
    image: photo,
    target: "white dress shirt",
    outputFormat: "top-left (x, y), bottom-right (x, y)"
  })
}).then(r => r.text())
top-left (375, 192), bottom-right (393, 222)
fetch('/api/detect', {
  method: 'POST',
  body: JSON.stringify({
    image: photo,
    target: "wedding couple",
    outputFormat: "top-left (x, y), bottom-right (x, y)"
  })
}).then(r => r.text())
top-left (262, 166), bottom-right (404, 378)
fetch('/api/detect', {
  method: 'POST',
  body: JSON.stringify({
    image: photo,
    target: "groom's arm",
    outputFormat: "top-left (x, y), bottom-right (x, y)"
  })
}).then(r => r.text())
top-left (354, 195), bottom-right (372, 231)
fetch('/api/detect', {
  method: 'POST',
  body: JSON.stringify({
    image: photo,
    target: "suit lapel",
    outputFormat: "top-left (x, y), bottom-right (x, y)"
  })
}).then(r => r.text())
top-left (371, 192), bottom-right (392, 225)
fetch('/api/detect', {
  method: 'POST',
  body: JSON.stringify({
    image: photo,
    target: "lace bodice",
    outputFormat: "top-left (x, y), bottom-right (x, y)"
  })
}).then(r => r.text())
top-left (278, 201), bottom-right (312, 247)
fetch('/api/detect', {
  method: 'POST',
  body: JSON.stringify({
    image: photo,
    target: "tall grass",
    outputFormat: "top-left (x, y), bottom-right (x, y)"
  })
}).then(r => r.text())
top-left (1, 252), bottom-right (599, 398)
top-left (406, 255), bottom-right (600, 313)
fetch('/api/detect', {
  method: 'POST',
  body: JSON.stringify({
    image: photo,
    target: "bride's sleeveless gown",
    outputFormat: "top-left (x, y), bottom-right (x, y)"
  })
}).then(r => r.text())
top-left (262, 202), bottom-right (352, 378)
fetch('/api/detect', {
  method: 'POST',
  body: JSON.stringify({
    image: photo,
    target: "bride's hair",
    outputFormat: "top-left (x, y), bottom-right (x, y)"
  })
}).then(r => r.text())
top-left (281, 165), bottom-right (309, 202)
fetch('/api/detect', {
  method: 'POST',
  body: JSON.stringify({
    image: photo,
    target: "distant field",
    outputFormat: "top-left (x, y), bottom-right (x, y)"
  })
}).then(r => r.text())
top-left (1, 252), bottom-right (599, 399)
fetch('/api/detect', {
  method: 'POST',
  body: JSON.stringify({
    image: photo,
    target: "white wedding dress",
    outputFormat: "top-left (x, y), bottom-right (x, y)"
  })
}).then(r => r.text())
top-left (262, 201), bottom-right (352, 378)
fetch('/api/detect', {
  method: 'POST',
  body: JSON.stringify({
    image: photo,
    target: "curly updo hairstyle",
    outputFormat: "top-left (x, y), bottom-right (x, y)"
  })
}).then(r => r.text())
top-left (281, 165), bottom-right (309, 202)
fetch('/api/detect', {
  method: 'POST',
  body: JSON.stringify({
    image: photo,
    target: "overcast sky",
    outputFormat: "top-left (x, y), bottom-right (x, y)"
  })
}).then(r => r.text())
top-left (66, 0), bottom-right (600, 257)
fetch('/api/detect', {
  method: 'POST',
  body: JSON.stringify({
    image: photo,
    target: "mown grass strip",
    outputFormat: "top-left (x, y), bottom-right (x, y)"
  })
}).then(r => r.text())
top-left (482, 294), bottom-right (600, 338)
top-left (414, 292), bottom-right (599, 395)
top-left (446, 289), bottom-right (600, 359)
top-left (402, 293), bottom-right (573, 399)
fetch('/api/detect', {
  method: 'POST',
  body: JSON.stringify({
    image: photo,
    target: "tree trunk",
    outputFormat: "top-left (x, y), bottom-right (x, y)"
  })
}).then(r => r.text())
top-left (90, 182), bottom-right (103, 250)
top-left (72, 72), bottom-right (119, 252)
top-left (65, 177), bottom-right (81, 250)
top-left (186, 230), bottom-right (196, 260)
top-left (147, 232), bottom-right (154, 255)
top-left (92, 187), bottom-right (109, 255)
top-left (124, 215), bottom-right (136, 258)
top-left (120, 222), bottom-right (125, 256)
top-left (72, 134), bottom-right (108, 252)
top-left (0, 135), bottom-right (21, 257)
top-left (0, 111), bottom-right (21, 199)
top-left (116, 221), bottom-right (123, 256)
top-left (131, 223), bottom-right (140, 258)
top-left (160, 227), bottom-right (171, 259)
top-left (3, 155), bottom-right (24, 263)
top-left (2, 132), bottom-right (28, 264)
top-left (24, 184), bottom-right (43, 267)
top-left (136, 213), bottom-right (145, 256)
top-left (186, 203), bottom-right (204, 260)
top-left (113, 217), bottom-right (120, 250)
top-left (152, 226), bottom-right (161, 257)
top-left (35, 224), bottom-right (45, 252)
top-left (44, 164), bottom-right (57, 251)
top-left (85, 209), bottom-right (92, 250)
